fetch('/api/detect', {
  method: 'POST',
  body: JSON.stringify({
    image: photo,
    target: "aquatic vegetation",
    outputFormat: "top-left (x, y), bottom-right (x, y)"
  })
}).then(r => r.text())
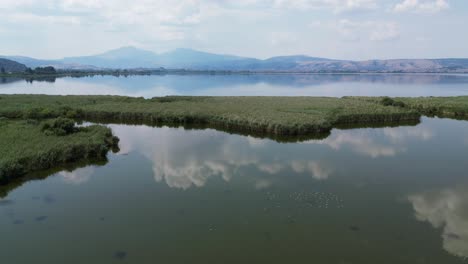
top-left (353, 96), bottom-right (468, 118)
top-left (0, 95), bottom-right (422, 136)
top-left (40, 117), bottom-right (77, 136)
top-left (380, 97), bottom-right (406, 107)
top-left (0, 118), bottom-right (119, 184)
top-left (1, 94), bottom-right (467, 185)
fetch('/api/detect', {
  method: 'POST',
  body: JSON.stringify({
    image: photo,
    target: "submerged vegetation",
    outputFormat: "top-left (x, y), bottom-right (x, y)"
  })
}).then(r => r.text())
top-left (0, 118), bottom-right (118, 184)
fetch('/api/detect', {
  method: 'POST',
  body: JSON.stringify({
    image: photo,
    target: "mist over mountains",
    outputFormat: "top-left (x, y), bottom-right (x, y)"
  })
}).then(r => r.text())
top-left (2, 46), bottom-right (468, 73)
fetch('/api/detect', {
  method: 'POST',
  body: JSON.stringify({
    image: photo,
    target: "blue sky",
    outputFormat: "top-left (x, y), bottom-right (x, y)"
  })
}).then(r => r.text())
top-left (0, 0), bottom-right (466, 60)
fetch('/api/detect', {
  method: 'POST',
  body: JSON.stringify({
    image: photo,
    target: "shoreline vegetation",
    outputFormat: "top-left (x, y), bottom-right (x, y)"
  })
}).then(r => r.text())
top-left (1, 94), bottom-right (468, 184)
top-left (2, 95), bottom-right (468, 134)
top-left (0, 118), bottom-right (119, 184)
top-left (1, 69), bottom-right (467, 81)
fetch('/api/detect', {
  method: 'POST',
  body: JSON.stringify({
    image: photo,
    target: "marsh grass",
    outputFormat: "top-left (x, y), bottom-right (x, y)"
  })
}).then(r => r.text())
top-left (1, 94), bottom-right (467, 184)
top-left (0, 118), bottom-right (118, 183)
top-left (350, 96), bottom-right (468, 118)
top-left (0, 95), bottom-right (420, 136)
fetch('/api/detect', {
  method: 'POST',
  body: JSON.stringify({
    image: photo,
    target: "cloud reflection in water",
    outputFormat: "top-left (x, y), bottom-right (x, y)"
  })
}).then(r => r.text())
top-left (106, 121), bottom-right (435, 189)
top-left (409, 185), bottom-right (468, 259)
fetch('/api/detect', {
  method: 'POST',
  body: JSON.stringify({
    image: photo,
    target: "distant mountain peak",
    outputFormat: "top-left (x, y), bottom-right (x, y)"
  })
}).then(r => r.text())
top-left (97, 46), bottom-right (156, 59)
top-left (3, 47), bottom-right (468, 72)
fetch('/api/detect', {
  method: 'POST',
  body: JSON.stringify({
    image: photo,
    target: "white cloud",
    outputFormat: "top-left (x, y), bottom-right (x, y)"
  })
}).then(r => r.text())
top-left (254, 179), bottom-right (273, 190)
top-left (270, 32), bottom-right (298, 46)
top-left (408, 185), bottom-right (468, 258)
top-left (4, 13), bottom-right (81, 25)
top-left (369, 22), bottom-right (400, 41)
top-left (258, 163), bottom-right (284, 174)
top-left (383, 126), bottom-right (433, 142)
top-left (107, 124), bottom-right (338, 190)
top-left (291, 160), bottom-right (333, 180)
top-left (271, 0), bottom-right (378, 13)
top-left (336, 19), bottom-right (400, 41)
top-left (305, 124), bottom-right (434, 158)
top-left (316, 129), bottom-right (398, 157)
top-left (59, 167), bottom-right (95, 184)
top-left (1, 0), bottom-right (206, 43)
top-left (393, 0), bottom-right (449, 13)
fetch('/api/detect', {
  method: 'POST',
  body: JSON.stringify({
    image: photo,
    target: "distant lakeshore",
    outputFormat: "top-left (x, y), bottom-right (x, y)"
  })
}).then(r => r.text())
top-left (1, 68), bottom-right (468, 81)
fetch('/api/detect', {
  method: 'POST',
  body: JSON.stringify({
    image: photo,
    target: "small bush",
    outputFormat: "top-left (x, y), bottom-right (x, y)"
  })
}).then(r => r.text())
top-left (380, 97), bottom-right (406, 107)
top-left (41, 118), bottom-right (77, 136)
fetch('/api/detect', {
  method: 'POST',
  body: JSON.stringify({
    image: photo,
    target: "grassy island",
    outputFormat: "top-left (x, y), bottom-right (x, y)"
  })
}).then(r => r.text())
top-left (0, 118), bottom-right (118, 184)
top-left (0, 95), bottom-right (424, 135)
top-left (1, 95), bottom-right (468, 134)
top-left (1, 94), bottom-right (468, 183)
top-left (1, 94), bottom-right (468, 136)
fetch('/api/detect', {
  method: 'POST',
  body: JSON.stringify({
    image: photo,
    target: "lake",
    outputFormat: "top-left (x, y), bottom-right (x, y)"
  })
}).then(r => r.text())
top-left (1, 117), bottom-right (468, 263)
top-left (2, 73), bottom-right (468, 97)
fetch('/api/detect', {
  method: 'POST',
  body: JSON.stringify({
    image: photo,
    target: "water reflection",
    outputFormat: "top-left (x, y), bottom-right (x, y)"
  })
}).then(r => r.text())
top-left (109, 119), bottom-right (435, 189)
top-left (0, 159), bottom-right (107, 198)
top-left (111, 125), bottom-right (336, 189)
top-left (409, 185), bottom-right (468, 258)
top-left (2, 73), bottom-right (468, 97)
top-left (59, 167), bottom-right (95, 185)
top-left (1, 117), bottom-right (468, 263)
top-left (313, 125), bottom-right (434, 158)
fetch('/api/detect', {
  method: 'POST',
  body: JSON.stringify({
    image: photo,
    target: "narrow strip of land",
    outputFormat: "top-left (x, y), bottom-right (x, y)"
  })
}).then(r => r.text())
top-left (0, 95), bottom-right (420, 135)
top-left (2, 95), bottom-right (468, 134)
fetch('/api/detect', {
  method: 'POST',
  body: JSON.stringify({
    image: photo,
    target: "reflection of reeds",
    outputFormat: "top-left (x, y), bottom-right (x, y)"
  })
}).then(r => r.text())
top-left (0, 158), bottom-right (108, 199)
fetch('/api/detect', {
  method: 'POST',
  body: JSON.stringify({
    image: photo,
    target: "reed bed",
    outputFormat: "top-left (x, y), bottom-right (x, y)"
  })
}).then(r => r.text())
top-left (0, 95), bottom-right (420, 135)
top-left (0, 118), bottom-right (118, 183)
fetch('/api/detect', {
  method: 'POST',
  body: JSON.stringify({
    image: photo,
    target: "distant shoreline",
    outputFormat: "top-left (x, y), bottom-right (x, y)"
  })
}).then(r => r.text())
top-left (1, 70), bottom-right (467, 80)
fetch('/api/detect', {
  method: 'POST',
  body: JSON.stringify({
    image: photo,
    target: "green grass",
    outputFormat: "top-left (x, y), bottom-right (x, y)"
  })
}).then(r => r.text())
top-left (0, 118), bottom-right (118, 183)
top-left (0, 95), bottom-right (420, 136)
top-left (350, 96), bottom-right (468, 118)
top-left (1, 94), bottom-right (468, 183)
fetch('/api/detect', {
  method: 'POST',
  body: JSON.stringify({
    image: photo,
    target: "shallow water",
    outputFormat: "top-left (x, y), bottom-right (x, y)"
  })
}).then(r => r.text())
top-left (1, 117), bottom-right (468, 263)
top-left (2, 73), bottom-right (468, 97)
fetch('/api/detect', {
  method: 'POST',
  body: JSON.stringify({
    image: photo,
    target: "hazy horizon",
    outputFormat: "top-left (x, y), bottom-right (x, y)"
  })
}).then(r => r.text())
top-left (1, 0), bottom-right (467, 60)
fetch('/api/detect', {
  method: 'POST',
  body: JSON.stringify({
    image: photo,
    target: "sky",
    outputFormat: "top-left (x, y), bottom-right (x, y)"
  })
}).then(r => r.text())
top-left (0, 0), bottom-right (467, 60)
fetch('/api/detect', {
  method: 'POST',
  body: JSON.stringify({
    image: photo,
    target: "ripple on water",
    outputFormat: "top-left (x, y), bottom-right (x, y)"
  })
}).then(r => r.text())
top-left (13, 219), bottom-right (24, 225)
top-left (0, 199), bottom-right (14, 206)
top-left (114, 251), bottom-right (127, 260)
top-left (35, 216), bottom-right (48, 222)
top-left (265, 191), bottom-right (345, 209)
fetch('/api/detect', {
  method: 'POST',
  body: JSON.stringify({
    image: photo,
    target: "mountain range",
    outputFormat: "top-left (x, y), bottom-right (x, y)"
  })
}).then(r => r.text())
top-left (2, 46), bottom-right (468, 73)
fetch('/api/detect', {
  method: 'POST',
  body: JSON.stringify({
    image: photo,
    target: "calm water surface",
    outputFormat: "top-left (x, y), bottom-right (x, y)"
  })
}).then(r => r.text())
top-left (1, 117), bottom-right (468, 263)
top-left (1, 73), bottom-right (468, 97)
